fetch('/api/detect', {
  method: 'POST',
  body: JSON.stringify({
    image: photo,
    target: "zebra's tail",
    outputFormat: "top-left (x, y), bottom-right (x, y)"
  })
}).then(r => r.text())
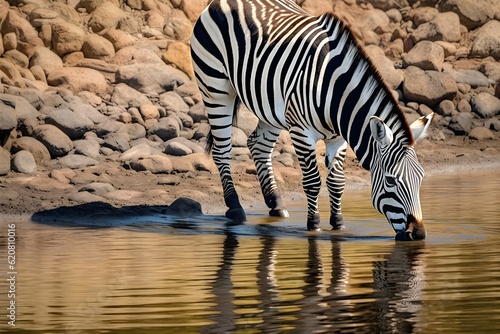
top-left (204, 97), bottom-right (242, 154)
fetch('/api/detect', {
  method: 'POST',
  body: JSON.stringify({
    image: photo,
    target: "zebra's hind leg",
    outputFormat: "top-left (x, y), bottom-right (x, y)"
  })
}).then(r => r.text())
top-left (324, 139), bottom-right (348, 230)
top-left (247, 121), bottom-right (289, 218)
top-left (289, 127), bottom-right (322, 231)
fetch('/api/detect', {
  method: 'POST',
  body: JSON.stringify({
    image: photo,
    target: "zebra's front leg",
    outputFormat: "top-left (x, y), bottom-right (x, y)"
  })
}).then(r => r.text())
top-left (325, 139), bottom-right (348, 230)
top-left (290, 128), bottom-right (322, 231)
top-left (247, 121), bottom-right (289, 218)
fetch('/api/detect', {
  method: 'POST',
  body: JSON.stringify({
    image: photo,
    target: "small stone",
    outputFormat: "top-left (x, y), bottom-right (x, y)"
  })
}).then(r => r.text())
top-left (468, 127), bottom-right (495, 140)
top-left (11, 150), bottom-right (37, 174)
top-left (472, 92), bottom-right (500, 118)
top-left (437, 100), bottom-right (455, 116)
top-left (129, 155), bottom-right (173, 174)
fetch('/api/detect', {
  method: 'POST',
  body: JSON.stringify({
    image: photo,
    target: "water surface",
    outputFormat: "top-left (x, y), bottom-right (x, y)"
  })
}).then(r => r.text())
top-left (1, 170), bottom-right (500, 333)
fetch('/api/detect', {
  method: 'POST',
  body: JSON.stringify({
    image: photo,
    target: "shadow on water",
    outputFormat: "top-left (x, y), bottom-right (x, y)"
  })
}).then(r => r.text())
top-left (202, 230), bottom-right (426, 333)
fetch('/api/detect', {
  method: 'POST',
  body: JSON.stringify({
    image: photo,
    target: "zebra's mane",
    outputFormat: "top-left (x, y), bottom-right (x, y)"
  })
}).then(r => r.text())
top-left (320, 12), bottom-right (415, 147)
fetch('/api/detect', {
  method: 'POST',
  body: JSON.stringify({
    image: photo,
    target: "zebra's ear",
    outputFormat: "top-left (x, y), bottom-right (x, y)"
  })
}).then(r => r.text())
top-left (410, 113), bottom-right (434, 142)
top-left (370, 116), bottom-right (393, 147)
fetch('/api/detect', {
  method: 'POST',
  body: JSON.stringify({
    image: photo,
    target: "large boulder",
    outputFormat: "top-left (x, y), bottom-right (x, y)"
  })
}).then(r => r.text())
top-left (11, 150), bottom-right (37, 174)
top-left (403, 41), bottom-right (444, 71)
top-left (29, 47), bottom-right (64, 76)
top-left (2, 10), bottom-right (43, 57)
top-left (403, 71), bottom-right (458, 106)
top-left (47, 67), bottom-right (109, 96)
top-left (115, 63), bottom-right (190, 94)
top-left (411, 12), bottom-right (461, 43)
top-left (45, 108), bottom-right (94, 139)
top-left (88, 2), bottom-right (127, 32)
top-left (50, 19), bottom-right (86, 56)
top-left (439, 0), bottom-right (500, 29)
top-left (82, 34), bottom-right (115, 62)
top-left (11, 137), bottom-right (51, 164)
top-left (32, 124), bottom-right (74, 158)
top-left (470, 20), bottom-right (500, 60)
top-left (472, 92), bottom-right (500, 118)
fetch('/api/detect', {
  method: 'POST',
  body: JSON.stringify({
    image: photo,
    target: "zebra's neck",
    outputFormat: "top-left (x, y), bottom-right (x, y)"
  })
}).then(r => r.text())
top-left (308, 14), bottom-right (414, 170)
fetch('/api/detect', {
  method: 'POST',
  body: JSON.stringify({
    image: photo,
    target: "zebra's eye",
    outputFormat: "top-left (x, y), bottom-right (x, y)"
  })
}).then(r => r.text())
top-left (385, 176), bottom-right (397, 187)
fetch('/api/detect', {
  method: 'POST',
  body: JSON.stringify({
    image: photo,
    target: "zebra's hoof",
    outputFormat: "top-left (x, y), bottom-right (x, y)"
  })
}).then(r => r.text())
top-left (225, 208), bottom-right (246, 222)
top-left (307, 224), bottom-right (322, 232)
top-left (330, 213), bottom-right (344, 230)
top-left (269, 208), bottom-right (289, 218)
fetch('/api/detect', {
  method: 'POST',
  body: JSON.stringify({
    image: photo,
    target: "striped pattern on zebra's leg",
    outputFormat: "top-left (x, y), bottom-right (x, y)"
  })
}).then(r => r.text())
top-left (224, 192), bottom-right (246, 222)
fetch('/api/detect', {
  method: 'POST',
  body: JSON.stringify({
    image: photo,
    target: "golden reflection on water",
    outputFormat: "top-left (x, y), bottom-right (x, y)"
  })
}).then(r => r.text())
top-left (0, 170), bottom-right (499, 333)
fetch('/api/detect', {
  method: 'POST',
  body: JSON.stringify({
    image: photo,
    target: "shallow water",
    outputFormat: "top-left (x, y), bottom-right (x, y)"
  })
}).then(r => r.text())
top-left (1, 170), bottom-right (500, 333)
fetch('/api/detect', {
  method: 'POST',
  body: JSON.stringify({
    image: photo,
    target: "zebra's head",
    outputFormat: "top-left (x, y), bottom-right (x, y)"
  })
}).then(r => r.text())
top-left (369, 114), bottom-right (433, 241)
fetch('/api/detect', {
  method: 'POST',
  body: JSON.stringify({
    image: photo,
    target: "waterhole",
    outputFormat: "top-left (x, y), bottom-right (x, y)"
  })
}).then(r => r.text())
top-left (1, 170), bottom-right (499, 333)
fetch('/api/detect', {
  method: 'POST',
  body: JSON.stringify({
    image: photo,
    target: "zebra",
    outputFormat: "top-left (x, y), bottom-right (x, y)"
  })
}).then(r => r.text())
top-left (190, 0), bottom-right (433, 240)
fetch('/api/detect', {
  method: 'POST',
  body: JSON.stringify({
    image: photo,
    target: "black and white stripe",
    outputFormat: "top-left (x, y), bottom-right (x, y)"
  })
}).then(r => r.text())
top-left (191, 0), bottom-right (432, 239)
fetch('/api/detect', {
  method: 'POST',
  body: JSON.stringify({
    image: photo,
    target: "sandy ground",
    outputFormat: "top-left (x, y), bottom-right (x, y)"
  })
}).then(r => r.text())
top-left (0, 136), bottom-right (499, 223)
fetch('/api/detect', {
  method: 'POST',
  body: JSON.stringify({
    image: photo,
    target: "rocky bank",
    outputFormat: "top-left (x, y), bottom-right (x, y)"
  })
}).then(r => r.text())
top-left (0, 0), bottom-right (499, 217)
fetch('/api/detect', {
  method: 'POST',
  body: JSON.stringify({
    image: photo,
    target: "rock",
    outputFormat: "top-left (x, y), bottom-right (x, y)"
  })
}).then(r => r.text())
top-left (0, 147), bottom-right (11, 175)
top-left (102, 29), bottom-right (135, 51)
top-left (457, 99), bottom-right (472, 113)
top-left (193, 122), bottom-right (210, 140)
top-left (102, 133), bottom-right (130, 152)
top-left (188, 103), bottom-right (208, 123)
top-left (481, 61), bottom-right (500, 84)
top-left (165, 141), bottom-right (192, 156)
top-left (449, 112), bottom-right (474, 135)
top-left (471, 92), bottom-right (500, 118)
top-left (115, 63), bottom-right (190, 94)
top-left (73, 139), bottom-right (101, 158)
top-left (56, 154), bottom-right (99, 169)
top-left (51, 19), bottom-right (86, 56)
top-left (82, 34), bottom-right (116, 62)
top-left (159, 91), bottom-right (190, 114)
top-left (437, 100), bottom-right (456, 116)
top-left (0, 100), bottom-right (17, 132)
top-left (232, 127), bottom-right (248, 147)
top-left (3, 9), bottom-right (44, 57)
top-left (11, 150), bottom-right (37, 174)
top-left (403, 71), bottom-right (458, 106)
top-left (11, 137), bottom-right (51, 164)
top-left (468, 126), bottom-right (495, 140)
top-left (163, 9), bottom-right (193, 42)
top-left (111, 83), bottom-right (151, 107)
top-left (411, 12), bottom-right (461, 43)
top-left (80, 182), bottom-right (115, 196)
top-left (148, 116), bottom-right (181, 141)
top-left (47, 67), bottom-right (108, 96)
top-left (139, 103), bottom-right (159, 120)
top-left (439, 0), bottom-right (499, 29)
top-left (486, 118), bottom-right (500, 131)
top-left (119, 142), bottom-right (163, 161)
top-left (165, 137), bottom-right (204, 154)
top-left (0, 59), bottom-right (22, 82)
top-left (129, 154), bottom-right (173, 174)
top-left (444, 68), bottom-right (490, 88)
top-left (69, 102), bottom-right (106, 124)
top-left (364, 45), bottom-right (404, 89)
top-left (180, 0), bottom-right (208, 21)
top-left (471, 20), bottom-right (500, 60)
top-left (29, 47), bottom-right (63, 76)
top-left (45, 108), bottom-right (94, 139)
top-left (402, 41), bottom-right (444, 71)
top-left (3, 49), bottom-right (29, 68)
top-left (69, 191), bottom-right (105, 203)
top-left (161, 42), bottom-right (193, 78)
top-left (104, 190), bottom-right (144, 201)
top-left (32, 124), bottom-right (74, 158)
top-left (0, 93), bottom-right (39, 121)
top-left (88, 1), bottom-right (127, 32)
top-left (169, 197), bottom-right (203, 216)
top-left (118, 123), bottom-right (146, 140)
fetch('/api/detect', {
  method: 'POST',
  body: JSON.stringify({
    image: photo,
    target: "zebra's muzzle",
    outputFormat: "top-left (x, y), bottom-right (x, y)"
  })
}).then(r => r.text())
top-left (395, 215), bottom-right (426, 241)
